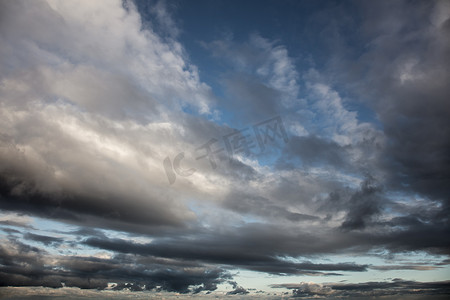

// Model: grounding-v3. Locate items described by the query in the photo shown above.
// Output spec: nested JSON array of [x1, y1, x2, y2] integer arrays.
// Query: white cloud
[[300, 80, 381, 147], [250, 34, 300, 106], [0, 0, 213, 116], [0, 0, 222, 230]]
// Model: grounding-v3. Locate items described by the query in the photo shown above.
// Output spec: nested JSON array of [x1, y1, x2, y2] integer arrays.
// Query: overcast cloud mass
[[0, 0, 449, 299]]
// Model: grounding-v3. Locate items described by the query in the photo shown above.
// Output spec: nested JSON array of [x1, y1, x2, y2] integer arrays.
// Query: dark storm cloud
[[340, 176, 383, 230], [370, 265, 440, 271], [78, 203, 450, 272], [287, 0, 450, 257], [0, 239, 42, 267], [375, 219, 450, 255], [0, 238, 230, 293], [273, 279, 450, 298], [0, 178, 183, 233], [84, 235, 368, 275], [227, 281, 249, 295], [0, 105, 209, 231], [323, 0, 450, 203], [0, 138, 193, 234], [437, 258, 450, 265], [23, 232, 63, 246]]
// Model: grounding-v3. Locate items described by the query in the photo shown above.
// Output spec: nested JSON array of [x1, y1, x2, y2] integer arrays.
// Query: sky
[[0, 0, 449, 299]]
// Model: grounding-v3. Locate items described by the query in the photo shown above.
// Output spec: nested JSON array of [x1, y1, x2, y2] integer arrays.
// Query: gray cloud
[[83, 233, 368, 275], [340, 176, 383, 230], [0, 238, 231, 293], [370, 265, 440, 271], [23, 232, 63, 246], [321, 0, 450, 203], [223, 192, 320, 223], [0, 0, 220, 233], [273, 279, 450, 298], [227, 281, 249, 295], [0, 0, 449, 296], [282, 135, 349, 169]]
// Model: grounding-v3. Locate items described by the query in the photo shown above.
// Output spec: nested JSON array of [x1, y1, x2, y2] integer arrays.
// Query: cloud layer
[[0, 0, 449, 297]]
